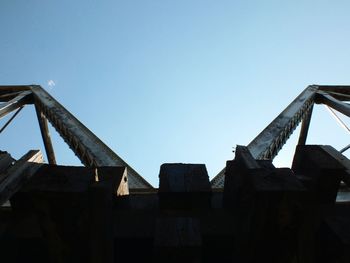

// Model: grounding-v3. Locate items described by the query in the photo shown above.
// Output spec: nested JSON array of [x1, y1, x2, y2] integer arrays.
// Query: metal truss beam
[[0, 107, 24, 133], [316, 91, 350, 117], [212, 85, 350, 188], [211, 86, 318, 188], [297, 104, 314, 145], [0, 91, 32, 119], [29, 85, 152, 189], [247, 85, 318, 160], [0, 86, 31, 102]]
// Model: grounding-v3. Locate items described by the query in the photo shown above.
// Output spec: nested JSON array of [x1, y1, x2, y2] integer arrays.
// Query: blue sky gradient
[[1, 1, 350, 186]]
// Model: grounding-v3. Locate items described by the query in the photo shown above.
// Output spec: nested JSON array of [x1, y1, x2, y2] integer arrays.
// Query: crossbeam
[[0, 91, 32, 119], [316, 91, 350, 117]]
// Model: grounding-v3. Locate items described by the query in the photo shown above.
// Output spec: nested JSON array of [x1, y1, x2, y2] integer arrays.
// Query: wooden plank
[[156, 163, 209, 261], [20, 165, 95, 193], [35, 104, 56, 164], [0, 150, 43, 205], [18, 165, 127, 196], [291, 145, 349, 263], [158, 163, 211, 193]]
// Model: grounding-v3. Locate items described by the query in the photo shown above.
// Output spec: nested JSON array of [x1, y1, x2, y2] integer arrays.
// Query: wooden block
[[158, 163, 211, 209], [20, 165, 95, 193], [224, 146, 306, 263], [11, 165, 126, 263], [154, 217, 201, 262], [159, 163, 211, 193], [89, 181, 114, 263], [0, 151, 14, 174], [292, 145, 345, 204], [0, 150, 43, 205]]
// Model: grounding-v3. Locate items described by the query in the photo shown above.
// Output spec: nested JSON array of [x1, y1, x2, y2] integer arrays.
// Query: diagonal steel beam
[[211, 85, 319, 188], [0, 91, 32, 119], [29, 85, 152, 189], [247, 85, 318, 160]]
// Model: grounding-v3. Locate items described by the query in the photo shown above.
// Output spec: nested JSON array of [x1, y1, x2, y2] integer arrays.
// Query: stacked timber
[[0, 145, 350, 262]]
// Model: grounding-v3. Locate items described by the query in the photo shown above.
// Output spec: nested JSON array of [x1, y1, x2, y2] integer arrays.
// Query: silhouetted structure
[[0, 85, 350, 262]]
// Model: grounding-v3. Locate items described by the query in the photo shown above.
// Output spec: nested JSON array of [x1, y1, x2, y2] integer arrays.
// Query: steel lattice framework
[[211, 85, 350, 187], [0, 85, 152, 189], [2, 85, 350, 189]]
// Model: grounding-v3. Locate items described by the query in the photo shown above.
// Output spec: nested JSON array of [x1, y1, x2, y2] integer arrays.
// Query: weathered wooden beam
[[89, 181, 114, 263], [0, 152, 14, 174], [291, 145, 350, 262], [0, 91, 32, 119], [0, 150, 43, 205], [35, 104, 56, 165], [156, 163, 210, 262], [158, 163, 211, 209], [292, 145, 346, 204], [224, 146, 305, 262], [11, 165, 126, 263]]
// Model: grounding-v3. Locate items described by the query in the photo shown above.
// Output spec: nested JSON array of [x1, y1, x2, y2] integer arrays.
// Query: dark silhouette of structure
[[0, 85, 350, 262]]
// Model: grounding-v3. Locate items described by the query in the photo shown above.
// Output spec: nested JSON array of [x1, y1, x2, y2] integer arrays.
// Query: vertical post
[[298, 104, 314, 145], [35, 104, 56, 164], [89, 181, 114, 263]]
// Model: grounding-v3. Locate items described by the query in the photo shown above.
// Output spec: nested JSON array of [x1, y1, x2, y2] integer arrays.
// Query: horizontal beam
[[0, 91, 32, 119], [30, 85, 152, 189], [317, 92, 350, 117], [0, 86, 32, 101]]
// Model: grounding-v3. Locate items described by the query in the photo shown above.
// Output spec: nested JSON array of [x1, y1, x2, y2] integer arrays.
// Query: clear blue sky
[[1, 0, 350, 186]]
